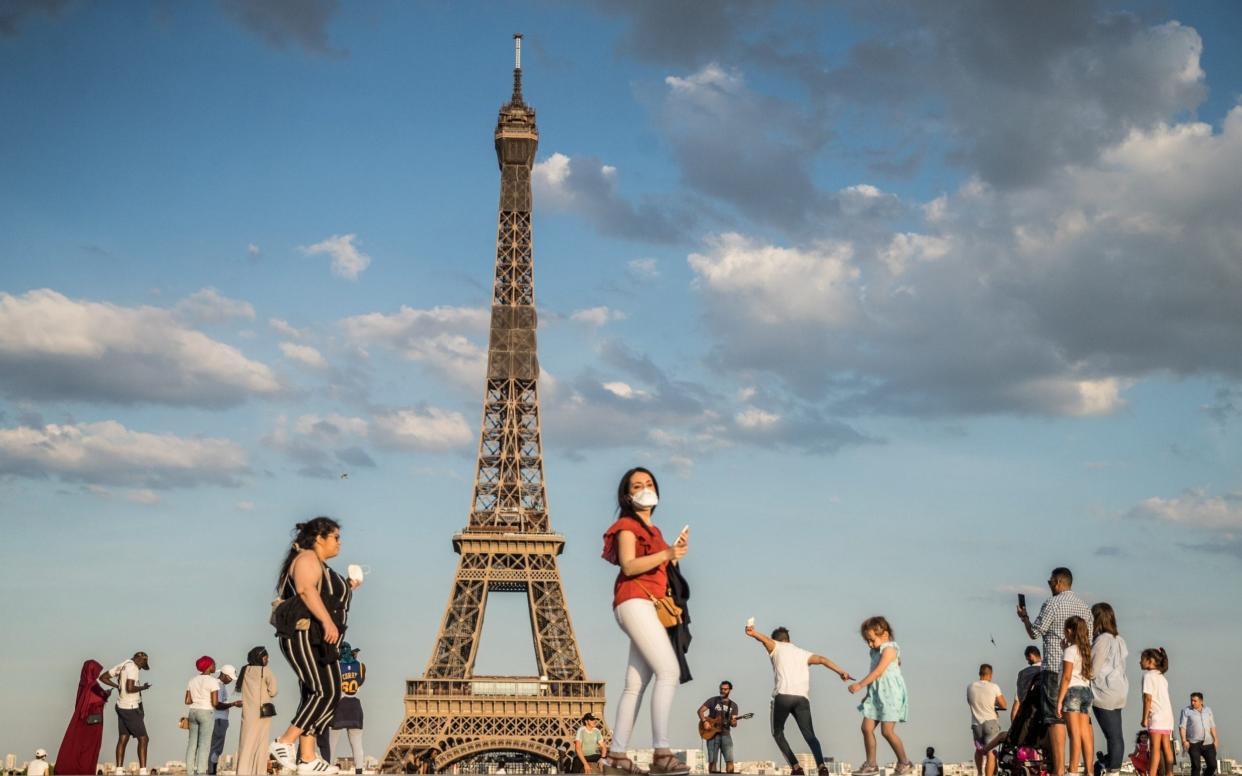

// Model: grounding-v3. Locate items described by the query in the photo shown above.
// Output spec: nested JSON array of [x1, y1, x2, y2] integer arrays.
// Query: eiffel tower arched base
[[381, 677, 606, 773]]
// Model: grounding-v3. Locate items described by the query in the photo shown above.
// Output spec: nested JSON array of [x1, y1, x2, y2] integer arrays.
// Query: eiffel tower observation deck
[[381, 35, 606, 774]]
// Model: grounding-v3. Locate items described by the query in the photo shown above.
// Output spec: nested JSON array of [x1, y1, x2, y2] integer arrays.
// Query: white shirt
[[1063, 645, 1090, 688], [187, 674, 222, 711], [27, 760, 49, 776], [770, 641, 813, 698], [922, 758, 943, 776], [1142, 670, 1175, 730], [107, 660, 142, 710], [967, 680, 1003, 724], [213, 680, 233, 721]]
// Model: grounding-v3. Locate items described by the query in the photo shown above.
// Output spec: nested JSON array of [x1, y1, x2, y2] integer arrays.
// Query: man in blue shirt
[[1179, 693, 1220, 776]]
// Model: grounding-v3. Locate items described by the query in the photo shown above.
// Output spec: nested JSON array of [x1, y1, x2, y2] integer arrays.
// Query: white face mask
[[631, 488, 659, 509]]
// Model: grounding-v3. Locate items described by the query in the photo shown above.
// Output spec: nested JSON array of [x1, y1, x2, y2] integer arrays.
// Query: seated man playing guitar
[[699, 681, 753, 773]]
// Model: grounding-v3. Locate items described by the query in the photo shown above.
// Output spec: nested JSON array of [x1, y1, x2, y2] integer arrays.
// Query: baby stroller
[[994, 677, 1051, 776]]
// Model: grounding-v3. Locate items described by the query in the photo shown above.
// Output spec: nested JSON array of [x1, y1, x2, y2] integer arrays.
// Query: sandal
[[603, 754, 648, 775], [649, 753, 689, 776]]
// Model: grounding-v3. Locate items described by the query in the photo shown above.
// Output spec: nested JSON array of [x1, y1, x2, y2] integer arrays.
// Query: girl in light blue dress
[[848, 616, 911, 775]]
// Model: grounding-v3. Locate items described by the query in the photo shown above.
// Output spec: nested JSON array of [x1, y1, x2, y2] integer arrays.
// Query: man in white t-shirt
[[746, 624, 853, 776], [26, 750, 49, 776], [99, 651, 152, 775], [967, 664, 1008, 776], [922, 747, 943, 776]]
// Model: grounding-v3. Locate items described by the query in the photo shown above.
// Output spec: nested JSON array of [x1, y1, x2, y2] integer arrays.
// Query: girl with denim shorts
[[1057, 616, 1096, 775]]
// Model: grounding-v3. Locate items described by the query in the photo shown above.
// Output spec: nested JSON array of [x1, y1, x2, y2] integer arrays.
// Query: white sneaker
[[297, 759, 340, 775], [270, 740, 298, 770], [138, 770, 148, 775]]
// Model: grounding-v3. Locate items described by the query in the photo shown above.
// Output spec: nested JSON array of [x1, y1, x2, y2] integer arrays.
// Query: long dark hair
[[277, 517, 340, 592], [616, 467, 659, 519], [1092, 602, 1119, 637], [1064, 615, 1093, 681]]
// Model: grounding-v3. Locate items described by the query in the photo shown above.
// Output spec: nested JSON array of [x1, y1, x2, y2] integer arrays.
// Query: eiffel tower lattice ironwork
[[381, 35, 605, 773]]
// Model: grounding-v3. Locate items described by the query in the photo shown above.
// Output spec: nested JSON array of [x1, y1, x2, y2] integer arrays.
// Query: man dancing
[[747, 625, 852, 776]]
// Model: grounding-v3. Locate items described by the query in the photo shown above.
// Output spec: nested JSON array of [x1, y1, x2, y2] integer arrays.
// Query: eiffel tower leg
[[426, 554, 490, 679]]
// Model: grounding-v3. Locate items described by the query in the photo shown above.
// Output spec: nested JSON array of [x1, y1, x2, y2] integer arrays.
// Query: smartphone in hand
[[1018, 593, 1026, 609]]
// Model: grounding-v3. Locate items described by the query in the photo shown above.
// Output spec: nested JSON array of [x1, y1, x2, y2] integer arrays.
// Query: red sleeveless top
[[602, 516, 670, 608]]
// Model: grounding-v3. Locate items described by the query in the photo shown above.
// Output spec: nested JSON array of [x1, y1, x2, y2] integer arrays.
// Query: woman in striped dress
[[268, 517, 358, 776]]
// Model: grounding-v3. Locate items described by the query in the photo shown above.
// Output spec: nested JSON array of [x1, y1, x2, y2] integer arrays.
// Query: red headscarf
[[73, 660, 104, 720], [195, 656, 215, 673]]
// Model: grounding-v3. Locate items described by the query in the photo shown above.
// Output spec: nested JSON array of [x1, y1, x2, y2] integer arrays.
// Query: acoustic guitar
[[698, 712, 754, 740]]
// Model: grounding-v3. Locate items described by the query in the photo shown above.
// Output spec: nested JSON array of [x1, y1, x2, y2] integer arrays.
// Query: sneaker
[[138, 770, 149, 775], [895, 763, 915, 775], [791, 768, 805, 776], [269, 741, 298, 771], [854, 764, 880, 776], [297, 759, 340, 775]]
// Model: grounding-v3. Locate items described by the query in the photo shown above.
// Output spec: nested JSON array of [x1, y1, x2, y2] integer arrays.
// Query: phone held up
[[1018, 593, 1026, 610]]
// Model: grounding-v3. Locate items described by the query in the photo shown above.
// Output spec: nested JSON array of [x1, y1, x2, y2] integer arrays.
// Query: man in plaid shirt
[[1017, 567, 1091, 776]]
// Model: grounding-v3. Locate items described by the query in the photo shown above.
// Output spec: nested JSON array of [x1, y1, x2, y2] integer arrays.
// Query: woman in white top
[[1091, 603, 1129, 774], [185, 656, 223, 774], [1056, 616, 1095, 776], [1140, 647, 1174, 776]]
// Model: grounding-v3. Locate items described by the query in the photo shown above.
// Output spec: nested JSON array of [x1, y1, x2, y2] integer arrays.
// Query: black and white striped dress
[[277, 562, 352, 735]]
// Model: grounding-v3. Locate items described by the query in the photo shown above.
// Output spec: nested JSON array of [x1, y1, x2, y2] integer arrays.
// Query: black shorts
[[330, 696, 364, 730], [117, 706, 148, 737]]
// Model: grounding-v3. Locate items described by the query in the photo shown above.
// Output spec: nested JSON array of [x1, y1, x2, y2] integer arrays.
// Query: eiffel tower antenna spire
[[381, 37, 605, 774], [511, 33, 523, 104]]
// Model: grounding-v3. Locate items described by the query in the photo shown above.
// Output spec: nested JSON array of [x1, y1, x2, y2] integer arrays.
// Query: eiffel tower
[[381, 35, 605, 773]]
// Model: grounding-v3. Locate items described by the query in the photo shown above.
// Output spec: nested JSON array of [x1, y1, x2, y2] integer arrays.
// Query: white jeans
[[610, 598, 680, 751]]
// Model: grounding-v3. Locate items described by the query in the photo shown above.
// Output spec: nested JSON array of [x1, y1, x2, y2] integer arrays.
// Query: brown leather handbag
[[649, 592, 683, 627]]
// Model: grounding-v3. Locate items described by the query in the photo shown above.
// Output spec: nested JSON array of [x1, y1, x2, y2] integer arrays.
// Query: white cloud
[[689, 232, 860, 326], [532, 153, 573, 207], [236, 500, 256, 511], [371, 408, 473, 452], [279, 341, 327, 370], [627, 258, 660, 281], [125, 489, 160, 505], [340, 305, 489, 388], [247, 243, 261, 257], [301, 233, 372, 280], [174, 287, 256, 323], [688, 108, 1242, 417], [1127, 488, 1242, 532], [0, 420, 248, 488], [735, 406, 780, 430], [269, 318, 305, 338], [0, 289, 282, 407], [601, 381, 649, 400], [880, 233, 951, 276], [531, 153, 687, 243], [570, 306, 627, 327]]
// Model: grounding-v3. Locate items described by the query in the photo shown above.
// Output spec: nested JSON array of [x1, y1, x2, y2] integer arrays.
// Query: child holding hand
[[848, 616, 911, 776]]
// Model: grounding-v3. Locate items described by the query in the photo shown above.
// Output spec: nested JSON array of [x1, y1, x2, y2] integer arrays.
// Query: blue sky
[[2, 0, 1241, 767]]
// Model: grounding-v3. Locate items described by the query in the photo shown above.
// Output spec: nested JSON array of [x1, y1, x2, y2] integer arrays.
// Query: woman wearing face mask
[[601, 467, 690, 775]]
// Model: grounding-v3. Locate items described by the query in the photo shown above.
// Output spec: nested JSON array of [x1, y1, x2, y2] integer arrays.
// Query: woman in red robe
[[56, 660, 110, 775]]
